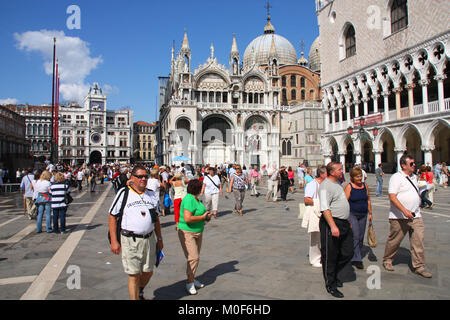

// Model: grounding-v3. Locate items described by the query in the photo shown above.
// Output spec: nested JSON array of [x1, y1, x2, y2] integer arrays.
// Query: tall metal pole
[[51, 37, 56, 163]]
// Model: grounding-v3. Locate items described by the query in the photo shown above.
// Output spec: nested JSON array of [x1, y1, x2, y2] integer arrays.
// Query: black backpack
[[108, 187, 129, 245]]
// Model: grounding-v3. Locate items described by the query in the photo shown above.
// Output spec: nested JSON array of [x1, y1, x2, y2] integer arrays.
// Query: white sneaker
[[194, 279, 205, 289], [312, 262, 322, 268], [186, 282, 197, 295]]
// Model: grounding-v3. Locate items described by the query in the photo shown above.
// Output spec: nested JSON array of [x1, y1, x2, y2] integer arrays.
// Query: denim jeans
[[36, 202, 52, 233], [348, 212, 368, 262], [52, 207, 67, 233], [376, 179, 383, 196]]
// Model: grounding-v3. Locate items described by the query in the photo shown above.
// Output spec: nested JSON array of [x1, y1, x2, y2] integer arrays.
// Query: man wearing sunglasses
[[383, 154, 432, 278], [109, 165, 163, 299]]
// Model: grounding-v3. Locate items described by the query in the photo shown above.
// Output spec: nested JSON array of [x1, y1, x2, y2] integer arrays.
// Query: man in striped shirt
[[50, 172, 70, 234]]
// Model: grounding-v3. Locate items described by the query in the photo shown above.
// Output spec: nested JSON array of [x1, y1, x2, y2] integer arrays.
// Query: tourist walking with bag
[[200, 167, 222, 219], [302, 165, 327, 267], [178, 179, 212, 295], [344, 167, 373, 270], [35, 170, 53, 233], [50, 172, 70, 234], [383, 154, 432, 278], [227, 165, 247, 216], [109, 165, 163, 300]]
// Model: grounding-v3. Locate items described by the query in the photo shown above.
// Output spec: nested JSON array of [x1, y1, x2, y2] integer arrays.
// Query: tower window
[[282, 76, 287, 87], [391, 0, 408, 33], [300, 77, 305, 88], [345, 25, 356, 58]]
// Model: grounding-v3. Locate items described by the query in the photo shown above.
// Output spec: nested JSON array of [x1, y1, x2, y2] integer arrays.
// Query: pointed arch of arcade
[[397, 123, 424, 165], [423, 119, 450, 163], [325, 136, 339, 163], [396, 123, 423, 150], [341, 134, 355, 172]]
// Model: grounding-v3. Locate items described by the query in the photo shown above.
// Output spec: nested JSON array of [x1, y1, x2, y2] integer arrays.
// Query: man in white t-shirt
[[200, 167, 222, 218], [109, 165, 163, 300], [297, 163, 305, 189], [383, 154, 432, 278], [76, 169, 84, 191]]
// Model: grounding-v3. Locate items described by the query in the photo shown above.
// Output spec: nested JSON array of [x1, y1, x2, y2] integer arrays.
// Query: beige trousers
[[383, 218, 426, 270], [266, 179, 278, 201], [178, 229, 203, 281]]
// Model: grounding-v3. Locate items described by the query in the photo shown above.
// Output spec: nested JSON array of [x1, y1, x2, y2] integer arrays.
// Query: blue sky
[[0, 0, 319, 123]]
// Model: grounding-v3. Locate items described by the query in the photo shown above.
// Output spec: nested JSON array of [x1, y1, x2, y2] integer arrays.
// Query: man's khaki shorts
[[121, 232, 156, 275]]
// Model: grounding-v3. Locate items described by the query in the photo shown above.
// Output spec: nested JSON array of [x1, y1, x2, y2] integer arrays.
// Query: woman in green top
[[178, 179, 212, 295]]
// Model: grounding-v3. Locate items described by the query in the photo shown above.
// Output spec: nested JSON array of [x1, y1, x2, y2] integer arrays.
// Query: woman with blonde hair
[[344, 167, 372, 270], [50, 172, 70, 234], [170, 171, 189, 230], [35, 170, 52, 233]]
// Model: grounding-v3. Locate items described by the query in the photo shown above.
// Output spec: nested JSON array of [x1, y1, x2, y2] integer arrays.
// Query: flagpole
[[51, 37, 56, 163], [55, 60, 59, 162]]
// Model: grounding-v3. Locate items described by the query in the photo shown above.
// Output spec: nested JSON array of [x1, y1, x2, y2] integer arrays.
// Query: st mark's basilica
[[155, 12, 322, 167]]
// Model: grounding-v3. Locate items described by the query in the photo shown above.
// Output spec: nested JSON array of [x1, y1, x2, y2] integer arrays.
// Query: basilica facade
[[155, 16, 322, 167]]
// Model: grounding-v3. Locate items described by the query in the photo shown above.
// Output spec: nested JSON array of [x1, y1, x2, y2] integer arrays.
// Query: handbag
[[367, 220, 377, 248], [164, 193, 173, 207], [64, 183, 73, 205], [298, 203, 306, 220], [418, 180, 427, 188]]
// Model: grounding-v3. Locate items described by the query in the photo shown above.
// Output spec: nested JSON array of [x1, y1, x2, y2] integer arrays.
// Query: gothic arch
[[423, 119, 450, 147], [396, 123, 423, 149]]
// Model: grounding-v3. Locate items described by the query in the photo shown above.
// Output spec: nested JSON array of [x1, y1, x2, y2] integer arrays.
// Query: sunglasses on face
[[133, 174, 149, 179], [409, 162, 416, 167]]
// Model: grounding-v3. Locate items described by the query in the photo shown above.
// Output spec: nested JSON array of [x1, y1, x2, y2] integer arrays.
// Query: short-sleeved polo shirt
[[178, 193, 207, 233]]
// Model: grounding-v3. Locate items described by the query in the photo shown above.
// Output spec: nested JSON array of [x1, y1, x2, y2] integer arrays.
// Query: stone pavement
[[1, 175, 450, 300]]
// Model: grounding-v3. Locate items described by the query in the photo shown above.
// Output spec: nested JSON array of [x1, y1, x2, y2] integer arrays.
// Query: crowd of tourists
[[14, 157, 448, 299]]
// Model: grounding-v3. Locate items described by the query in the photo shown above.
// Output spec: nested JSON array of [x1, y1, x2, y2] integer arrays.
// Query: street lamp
[[347, 116, 378, 141]]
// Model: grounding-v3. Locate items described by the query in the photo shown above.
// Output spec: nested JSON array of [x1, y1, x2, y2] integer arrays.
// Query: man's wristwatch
[[157, 237, 163, 241]]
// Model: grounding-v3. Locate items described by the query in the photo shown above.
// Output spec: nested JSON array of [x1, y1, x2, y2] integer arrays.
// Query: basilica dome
[[243, 18, 297, 69], [308, 36, 320, 73]]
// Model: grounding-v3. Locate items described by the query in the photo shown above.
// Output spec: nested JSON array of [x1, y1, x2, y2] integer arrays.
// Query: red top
[[420, 172, 433, 184]]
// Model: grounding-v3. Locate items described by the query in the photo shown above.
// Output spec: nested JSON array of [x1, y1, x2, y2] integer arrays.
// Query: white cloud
[[0, 98, 19, 105], [14, 29, 104, 103]]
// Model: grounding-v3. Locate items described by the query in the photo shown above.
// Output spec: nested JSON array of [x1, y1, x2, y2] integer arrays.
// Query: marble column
[[331, 108, 336, 132], [355, 153, 362, 166], [354, 100, 360, 118], [373, 94, 379, 113], [419, 79, 429, 114], [395, 148, 406, 172], [373, 149, 382, 168], [405, 83, 415, 118], [338, 106, 344, 130], [346, 103, 351, 128], [363, 98, 369, 116], [435, 74, 447, 112], [382, 91, 390, 121], [339, 152, 346, 169], [324, 111, 329, 133], [422, 146, 434, 167]]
